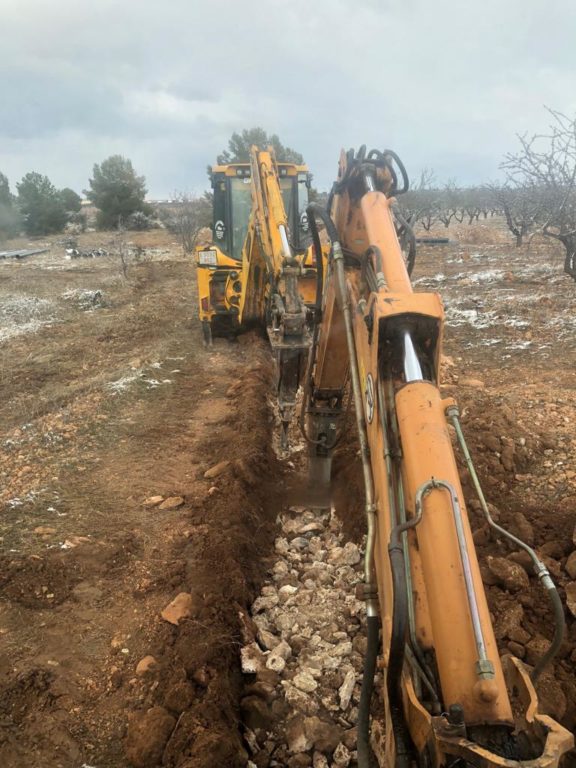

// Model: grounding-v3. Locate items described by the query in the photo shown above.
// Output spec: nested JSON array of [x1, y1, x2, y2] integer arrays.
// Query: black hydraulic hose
[[368, 149, 410, 195], [357, 615, 380, 768], [307, 202, 339, 243], [365, 245, 386, 289], [387, 532, 413, 768], [298, 204, 336, 449], [392, 206, 417, 276], [532, 582, 565, 683], [326, 184, 336, 217]]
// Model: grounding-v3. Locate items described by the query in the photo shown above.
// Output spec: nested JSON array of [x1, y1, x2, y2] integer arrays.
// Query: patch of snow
[[108, 368, 173, 394], [107, 372, 142, 393], [503, 317, 530, 329], [0, 295, 56, 343], [506, 340, 533, 350], [453, 269, 505, 283], [62, 288, 105, 310], [445, 306, 496, 329], [413, 273, 446, 286]]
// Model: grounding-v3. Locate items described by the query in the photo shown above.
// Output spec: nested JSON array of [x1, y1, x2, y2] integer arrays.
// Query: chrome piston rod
[[402, 480, 494, 680], [403, 331, 423, 382], [278, 224, 292, 259]]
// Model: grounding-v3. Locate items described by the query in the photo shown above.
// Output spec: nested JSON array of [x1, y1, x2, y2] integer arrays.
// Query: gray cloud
[[1, 0, 575, 197]]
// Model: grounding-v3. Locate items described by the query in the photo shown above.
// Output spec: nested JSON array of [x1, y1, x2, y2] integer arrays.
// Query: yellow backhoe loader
[[197, 145, 574, 768], [196, 147, 324, 442]]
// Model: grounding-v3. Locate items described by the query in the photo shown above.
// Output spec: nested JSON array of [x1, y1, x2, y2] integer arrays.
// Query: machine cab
[[210, 161, 312, 260]]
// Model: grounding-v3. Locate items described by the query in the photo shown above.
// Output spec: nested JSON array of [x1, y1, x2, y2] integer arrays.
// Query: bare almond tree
[[485, 183, 540, 247], [168, 193, 212, 254], [398, 168, 438, 229], [502, 109, 576, 278], [437, 181, 461, 228]]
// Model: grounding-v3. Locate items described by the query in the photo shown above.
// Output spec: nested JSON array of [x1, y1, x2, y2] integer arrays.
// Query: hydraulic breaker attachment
[[267, 251, 311, 444]]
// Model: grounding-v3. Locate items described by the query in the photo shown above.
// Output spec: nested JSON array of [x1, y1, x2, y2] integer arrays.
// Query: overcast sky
[[1, 0, 575, 199]]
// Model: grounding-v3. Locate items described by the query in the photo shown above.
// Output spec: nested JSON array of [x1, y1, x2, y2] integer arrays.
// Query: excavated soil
[[0, 219, 575, 767]]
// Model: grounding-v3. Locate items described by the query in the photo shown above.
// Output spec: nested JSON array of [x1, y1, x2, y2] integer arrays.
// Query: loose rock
[[135, 655, 158, 676], [565, 582, 576, 618], [510, 512, 534, 547], [486, 556, 529, 592], [33, 526, 56, 535], [338, 669, 356, 710], [565, 551, 576, 580], [293, 671, 318, 693], [286, 715, 314, 754], [241, 642, 268, 673], [158, 495, 185, 510], [203, 460, 231, 479], [160, 592, 196, 625], [304, 716, 341, 752], [142, 495, 164, 507], [266, 639, 292, 672], [332, 742, 351, 766]]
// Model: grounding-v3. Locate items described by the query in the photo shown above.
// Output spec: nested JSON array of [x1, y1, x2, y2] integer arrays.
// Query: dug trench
[[230, 347, 576, 766]]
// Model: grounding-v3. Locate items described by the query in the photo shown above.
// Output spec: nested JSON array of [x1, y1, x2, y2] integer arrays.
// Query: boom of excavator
[[196, 145, 574, 768]]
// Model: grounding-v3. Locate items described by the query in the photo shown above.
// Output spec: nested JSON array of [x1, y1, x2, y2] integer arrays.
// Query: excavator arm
[[241, 147, 311, 437], [302, 147, 573, 768]]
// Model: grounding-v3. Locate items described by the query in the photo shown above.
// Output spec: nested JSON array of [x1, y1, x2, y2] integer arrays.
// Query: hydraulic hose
[[387, 526, 415, 768], [306, 202, 339, 243], [391, 205, 417, 276], [367, 149, 410, 195], [357, 615, 380, 768], [533, 586, 565, 682], [318, 216, 383, 766], [365, 245, 386, 289]]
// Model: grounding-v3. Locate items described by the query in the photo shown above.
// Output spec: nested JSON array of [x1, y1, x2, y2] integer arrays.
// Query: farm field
[[0, 221, 575, 768]]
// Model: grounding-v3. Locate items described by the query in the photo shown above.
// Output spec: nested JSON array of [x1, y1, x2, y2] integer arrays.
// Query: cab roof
[[211, 162, 308, 176]]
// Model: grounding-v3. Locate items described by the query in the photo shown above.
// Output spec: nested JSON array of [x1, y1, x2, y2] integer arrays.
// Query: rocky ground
[[240, 507, 365, 768], [0, 220, 575, 767]]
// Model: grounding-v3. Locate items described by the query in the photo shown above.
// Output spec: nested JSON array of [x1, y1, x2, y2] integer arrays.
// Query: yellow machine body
[[196, 153, 323, 341]]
